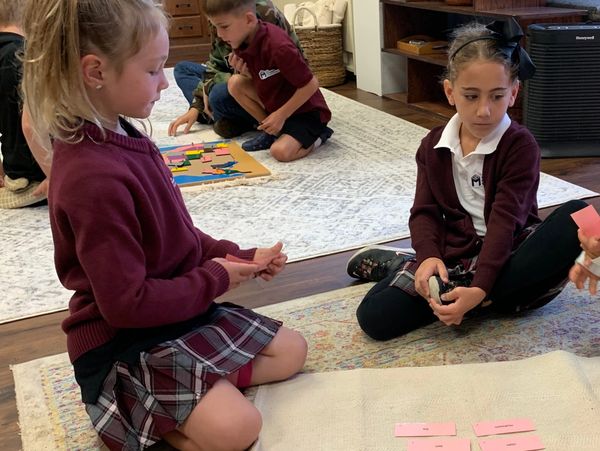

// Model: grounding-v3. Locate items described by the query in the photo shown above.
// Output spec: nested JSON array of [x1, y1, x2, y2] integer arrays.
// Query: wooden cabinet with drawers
[[163, 0, 212, 67]]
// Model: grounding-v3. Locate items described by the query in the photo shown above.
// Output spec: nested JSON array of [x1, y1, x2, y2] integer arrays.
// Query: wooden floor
[[2, 81, 600, 450]]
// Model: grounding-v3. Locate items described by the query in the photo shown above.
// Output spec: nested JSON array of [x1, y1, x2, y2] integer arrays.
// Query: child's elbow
[[21, 113, 33, 138], [309, 75, 320, 91]]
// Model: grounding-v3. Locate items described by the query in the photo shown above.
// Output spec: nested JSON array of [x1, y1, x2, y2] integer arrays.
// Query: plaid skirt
[[85, 304, 282, 450]]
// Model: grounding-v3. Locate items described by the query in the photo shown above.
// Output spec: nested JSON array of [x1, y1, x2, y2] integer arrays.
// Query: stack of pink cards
[[394, 418, 544, 451], [474, 419, 543, 451]]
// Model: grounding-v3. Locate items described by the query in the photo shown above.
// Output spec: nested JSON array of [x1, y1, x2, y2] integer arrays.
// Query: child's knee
[[205, 403, 262, 450], [227, 74, 246, 97], [286, 329, 308, 372], [356, 297, 385, 340], [269, 143, 287, 161], [271, 327, 308, 376], [270, 141, 296, 162], [561, 199, 588, 217], [218, 404, 262, 450], [356, 295, 402, 341]]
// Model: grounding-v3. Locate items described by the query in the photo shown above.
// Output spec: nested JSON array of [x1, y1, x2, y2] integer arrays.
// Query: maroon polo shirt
[[235, 21, 331, 123]]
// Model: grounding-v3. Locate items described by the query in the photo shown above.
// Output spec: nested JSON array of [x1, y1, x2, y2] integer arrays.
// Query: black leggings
[[356, 200, 587, 341]]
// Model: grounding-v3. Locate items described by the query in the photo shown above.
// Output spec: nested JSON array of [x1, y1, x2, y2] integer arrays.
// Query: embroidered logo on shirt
[[259, 69, 281, 80], [471, 174, 482, 187]]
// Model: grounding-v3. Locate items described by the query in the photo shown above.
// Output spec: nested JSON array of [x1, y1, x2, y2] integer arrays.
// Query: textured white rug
[[0, 68, 597, 323], [251, 350, 600, 451]]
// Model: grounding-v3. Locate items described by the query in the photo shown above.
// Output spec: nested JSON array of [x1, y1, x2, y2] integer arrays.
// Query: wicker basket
[[293, 7, 346, 87]]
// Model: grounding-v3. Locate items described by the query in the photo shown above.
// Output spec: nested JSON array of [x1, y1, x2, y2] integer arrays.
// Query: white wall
[[274, 0, 404, 95], [273, 0, 289, 9], [273, 0, 355, 72], [352, 0, 405, 96]]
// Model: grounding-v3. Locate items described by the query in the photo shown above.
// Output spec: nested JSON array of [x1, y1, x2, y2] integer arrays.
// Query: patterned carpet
[[0, 68, 597, 324], [11, 282, 600, 450]]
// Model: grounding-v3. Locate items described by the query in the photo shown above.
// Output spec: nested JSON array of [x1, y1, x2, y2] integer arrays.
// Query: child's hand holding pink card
[[571, 205, 600, 237], [225, 254, 268, 271], [252, 242, 287, 280]]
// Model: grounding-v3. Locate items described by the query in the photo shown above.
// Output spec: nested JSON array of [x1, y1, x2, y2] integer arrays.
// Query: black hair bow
[[485, 18, 536, 81], [450, 18, 536, 81]]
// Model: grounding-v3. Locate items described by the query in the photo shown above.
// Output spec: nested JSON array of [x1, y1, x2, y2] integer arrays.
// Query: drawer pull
[[176, 3, 192, 7], [178, 25, 194, 31]]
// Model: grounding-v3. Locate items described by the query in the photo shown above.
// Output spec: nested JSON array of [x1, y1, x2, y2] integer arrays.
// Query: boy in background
[[168, 0, 302, 141], [203, 0, 333, 161], [0, 0, 50, 208]]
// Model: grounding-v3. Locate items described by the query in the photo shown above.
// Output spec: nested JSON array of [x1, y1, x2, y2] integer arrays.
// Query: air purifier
[[524, 23, 600, 157]]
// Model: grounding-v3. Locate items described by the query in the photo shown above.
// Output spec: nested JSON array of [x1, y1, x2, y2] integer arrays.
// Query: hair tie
[[450, 18, 536, 81]]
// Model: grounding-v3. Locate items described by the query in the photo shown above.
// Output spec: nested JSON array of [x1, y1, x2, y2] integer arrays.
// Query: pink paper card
[[408, 438, 470, 451], [478, 435, 544, 451], [215, 148, 230, 156], [395, 422, 456, 437], [201, 155, 212, 163], [570, 205, 600, 236], [173, 144, 203, 153], [473, 419, 535, 437], [225, 254, 268, 271]]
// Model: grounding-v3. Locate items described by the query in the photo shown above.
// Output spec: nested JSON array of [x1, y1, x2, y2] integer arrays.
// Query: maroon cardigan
[[51, 121, 255, 362], [409, 121, 542, 294]]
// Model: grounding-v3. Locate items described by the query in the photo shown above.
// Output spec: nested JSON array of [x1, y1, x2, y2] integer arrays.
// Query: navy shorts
[[280, 110, 328, 149]]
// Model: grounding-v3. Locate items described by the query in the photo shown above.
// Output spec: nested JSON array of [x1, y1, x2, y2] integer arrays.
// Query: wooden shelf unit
[[163, 0, 211, 67], [381, 0, 588, 121]]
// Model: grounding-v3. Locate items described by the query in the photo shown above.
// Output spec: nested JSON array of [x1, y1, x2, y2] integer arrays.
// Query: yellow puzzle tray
[[159, 139, 271, 187]]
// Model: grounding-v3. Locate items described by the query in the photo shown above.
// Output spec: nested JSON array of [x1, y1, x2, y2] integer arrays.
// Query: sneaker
[[346, 245, 415, 281], [213, 118, 250, 139], [0, 180, 45, 209], [242, 132, 276, 152], [320, 126, 334, 144], [428, 275, 472, 305]]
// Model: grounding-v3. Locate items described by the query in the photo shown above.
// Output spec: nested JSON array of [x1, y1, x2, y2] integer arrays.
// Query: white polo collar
[[434, 113, 511, 156]]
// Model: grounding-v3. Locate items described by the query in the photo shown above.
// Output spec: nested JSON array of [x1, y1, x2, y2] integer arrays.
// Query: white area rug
[[251, 350, 600, 451], [0, 68, 597, 323]]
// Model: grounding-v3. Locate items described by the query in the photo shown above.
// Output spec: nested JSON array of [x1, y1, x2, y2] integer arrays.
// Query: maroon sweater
[[409, 121, 542, 294], [51, 121, 255, 363]]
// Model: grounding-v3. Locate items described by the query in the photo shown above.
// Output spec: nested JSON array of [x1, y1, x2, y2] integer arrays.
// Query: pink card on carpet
[[201, 155, 212, 162], [407, 438, 470, 451], [215, 148, 230, 156], [478, 435, 544, 451], [395, 422, 456, 437], [473, 418, 535, 437], [570, 205, 600, 236]]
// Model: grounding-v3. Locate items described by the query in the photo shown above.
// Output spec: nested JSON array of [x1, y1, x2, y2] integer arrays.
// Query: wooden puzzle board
[[159, 140, 271, 187]]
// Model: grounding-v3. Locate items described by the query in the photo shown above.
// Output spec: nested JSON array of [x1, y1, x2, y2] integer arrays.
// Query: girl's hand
[[254, 241, 287, 281], [428, 286, 486, 326], [414, 257, 448, 299], [569, 263, 599, 295], [212, 258, 259, 290], [578, 229, 600, 260]]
